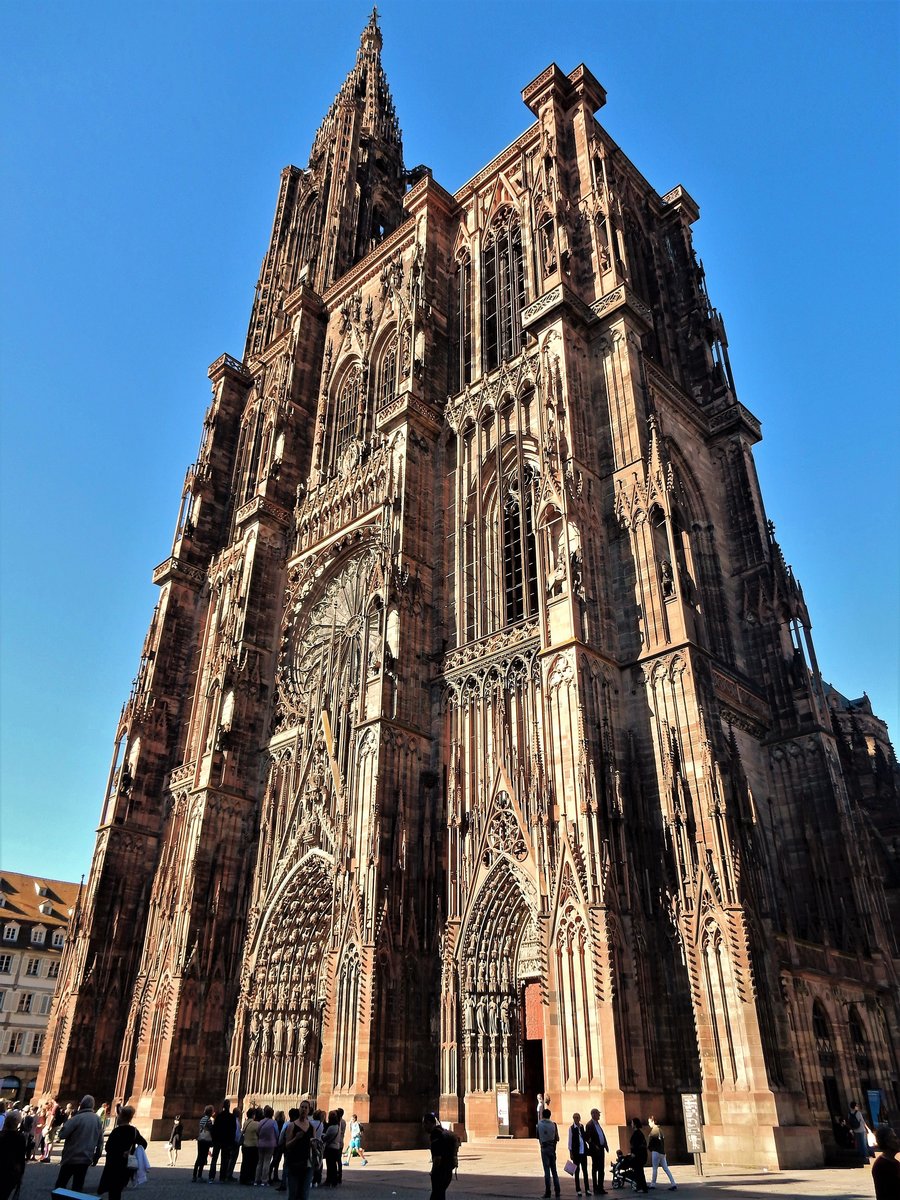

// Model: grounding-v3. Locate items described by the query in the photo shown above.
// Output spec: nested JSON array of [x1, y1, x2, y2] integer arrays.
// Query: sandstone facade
[[39, 15, 900, 1167]]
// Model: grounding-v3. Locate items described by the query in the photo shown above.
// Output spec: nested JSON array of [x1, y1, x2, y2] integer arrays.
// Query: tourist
[[423, 1113, 457, 1200], [646, 1117, 676, 1191], [168, 1115, 184, 1166], [283, 1103, 314, 1200], [343, 1114, 368, 1167], [335, 1109, 346, 1184], [0, 1111, 27, 1200], [256, 1105, 279, 1186], [322, 1111, 342, 1187], [54, 1094, 104, 1192], [584, 1109, 609, 1196], [270, 1110, 288, 1188], [848, 1101, 873, 1163], [310, 1109, 325, 1187], [240, 1107, 261, 1185], [628, 1119, 649, 1194], [97, 1105, 147, 1200], [194, 1104, 215, 1182], [537, 1105, 561, 1199], [872, 1124, 900, 1200], [211, 1099, 238, 1182], [568, 1113, 590, 1196]]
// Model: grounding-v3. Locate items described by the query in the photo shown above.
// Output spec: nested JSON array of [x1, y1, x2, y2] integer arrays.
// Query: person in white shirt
[[584, 1109, 609, 1194], [568, 1114, 590, 1196]]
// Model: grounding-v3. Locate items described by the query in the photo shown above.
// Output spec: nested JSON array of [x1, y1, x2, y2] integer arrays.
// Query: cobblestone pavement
[[20, 1139, 875, 1200]]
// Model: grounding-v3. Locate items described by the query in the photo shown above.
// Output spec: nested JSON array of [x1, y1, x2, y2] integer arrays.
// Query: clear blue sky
[[1, 1, 898, 883]]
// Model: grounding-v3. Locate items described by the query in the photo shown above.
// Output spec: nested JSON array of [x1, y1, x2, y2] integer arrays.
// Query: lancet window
[[326, 365, 363, 472], [450, 253, 472, 394], [378, 337, 398, 410], [482, 212, 525, 372], [501, 465, 539, 625], [333, 945, 361, 1091], [461, 452, 539, 641]]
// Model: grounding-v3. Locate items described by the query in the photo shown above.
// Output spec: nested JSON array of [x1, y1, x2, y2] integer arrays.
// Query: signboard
[[495, 1082, 511, 1137], [867, 1089, 882, 1128], [680, 1092, 704, 1154]]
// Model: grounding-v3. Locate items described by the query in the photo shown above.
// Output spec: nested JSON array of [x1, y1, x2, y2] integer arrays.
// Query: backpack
[[442, 1129, 460, 1171]]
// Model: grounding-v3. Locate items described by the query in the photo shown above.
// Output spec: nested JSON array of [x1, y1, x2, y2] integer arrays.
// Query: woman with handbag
[[97, 1106, 147, 1200], [194, 1105, 215, 1182]]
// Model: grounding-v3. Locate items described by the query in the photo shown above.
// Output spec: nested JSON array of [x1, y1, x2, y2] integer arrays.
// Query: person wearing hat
[[55, 1095, 104, 1192]]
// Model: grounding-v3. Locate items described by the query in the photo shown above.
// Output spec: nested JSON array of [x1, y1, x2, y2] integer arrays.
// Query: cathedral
[[39, 13, 900, 1168]]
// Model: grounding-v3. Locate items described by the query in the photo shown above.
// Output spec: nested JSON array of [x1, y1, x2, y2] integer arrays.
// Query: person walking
[[568, 1113, 590, 1196], [584, 1109, 609, 1195], [54, 1094, 104, 1192], [628, 1119, 649, 1194], [342, 1115, 368, 1168], [646, 1118, 676, 1190], [256, 1106, 279, 1186], [537, 1106, 561, 1199], [168, 1115, 184, 1167], [194, 1105, 215, 1182], [848, 1101, 873, 1164], [97, 1105, 147, 1200], [423, 1113, 457, 1200]]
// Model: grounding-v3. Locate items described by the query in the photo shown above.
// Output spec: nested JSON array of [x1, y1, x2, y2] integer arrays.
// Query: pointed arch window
[[378, 337, 398, 411], [451, 252, 472, 394], [327, 365, 363, 470], [501, 464, 539, 625], [482, 213, 525, 372]]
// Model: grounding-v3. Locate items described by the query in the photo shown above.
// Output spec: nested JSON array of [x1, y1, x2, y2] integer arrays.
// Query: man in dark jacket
[[211, 1100, 239, 1182], [423, 1113, 457, 1200], [628, 1119, 649, 1194], [54, 1095, 104, 1192], [584, 1109, 609, 1195]]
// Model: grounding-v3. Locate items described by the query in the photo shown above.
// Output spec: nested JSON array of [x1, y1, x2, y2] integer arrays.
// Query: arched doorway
[[457, 852, 542, 1136]]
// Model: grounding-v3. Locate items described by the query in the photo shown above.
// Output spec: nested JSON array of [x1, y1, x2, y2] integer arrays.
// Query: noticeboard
[[496, 1082, 511, 1136], [680, 1092, 704, 1154]]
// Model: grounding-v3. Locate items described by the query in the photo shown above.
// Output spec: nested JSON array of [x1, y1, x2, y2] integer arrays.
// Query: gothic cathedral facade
[[40, 15, 900, 1168]]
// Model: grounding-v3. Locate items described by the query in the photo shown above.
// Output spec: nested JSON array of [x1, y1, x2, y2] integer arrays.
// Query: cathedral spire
[[309, 9, 402, 169], [246, 12, 406, 353]]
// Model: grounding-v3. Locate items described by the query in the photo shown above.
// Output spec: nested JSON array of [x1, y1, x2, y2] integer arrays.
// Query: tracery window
[[482, 212, 525, 372], [378, 337, 398, 410], [327, 366, 363, 471], [450, 253, 472, 394], [333, 945, 361, 1091], [501, 466, 539, 625]]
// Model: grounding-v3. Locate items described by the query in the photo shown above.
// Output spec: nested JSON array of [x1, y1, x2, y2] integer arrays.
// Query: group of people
[[0, 1094, 147, 1200], [192, 1099, 368, 1198], [535, 1099, 675, 1196]]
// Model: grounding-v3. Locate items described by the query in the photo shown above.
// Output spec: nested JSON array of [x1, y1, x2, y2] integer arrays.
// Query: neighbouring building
[[39, 13, 900, 1167], [0, 872, 80, 1104]]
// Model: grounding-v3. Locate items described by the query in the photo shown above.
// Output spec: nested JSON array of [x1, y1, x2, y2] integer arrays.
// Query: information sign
[[680, 1092, 704, 1154], [496, 1082, 511, 1137]]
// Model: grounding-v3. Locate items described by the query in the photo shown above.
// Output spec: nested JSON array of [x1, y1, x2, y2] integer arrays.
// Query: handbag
[[563, 1160, 577, 1176]]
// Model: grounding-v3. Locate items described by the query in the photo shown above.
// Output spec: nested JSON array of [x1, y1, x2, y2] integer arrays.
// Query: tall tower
[[41, 22, 899, 1166]]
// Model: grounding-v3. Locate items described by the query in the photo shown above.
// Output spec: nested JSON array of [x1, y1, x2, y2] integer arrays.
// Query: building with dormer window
[[0, 873, 80, 1103]]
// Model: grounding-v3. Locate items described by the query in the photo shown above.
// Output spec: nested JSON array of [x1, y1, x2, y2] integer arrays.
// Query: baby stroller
[[610, 1152, 641, 1190]]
